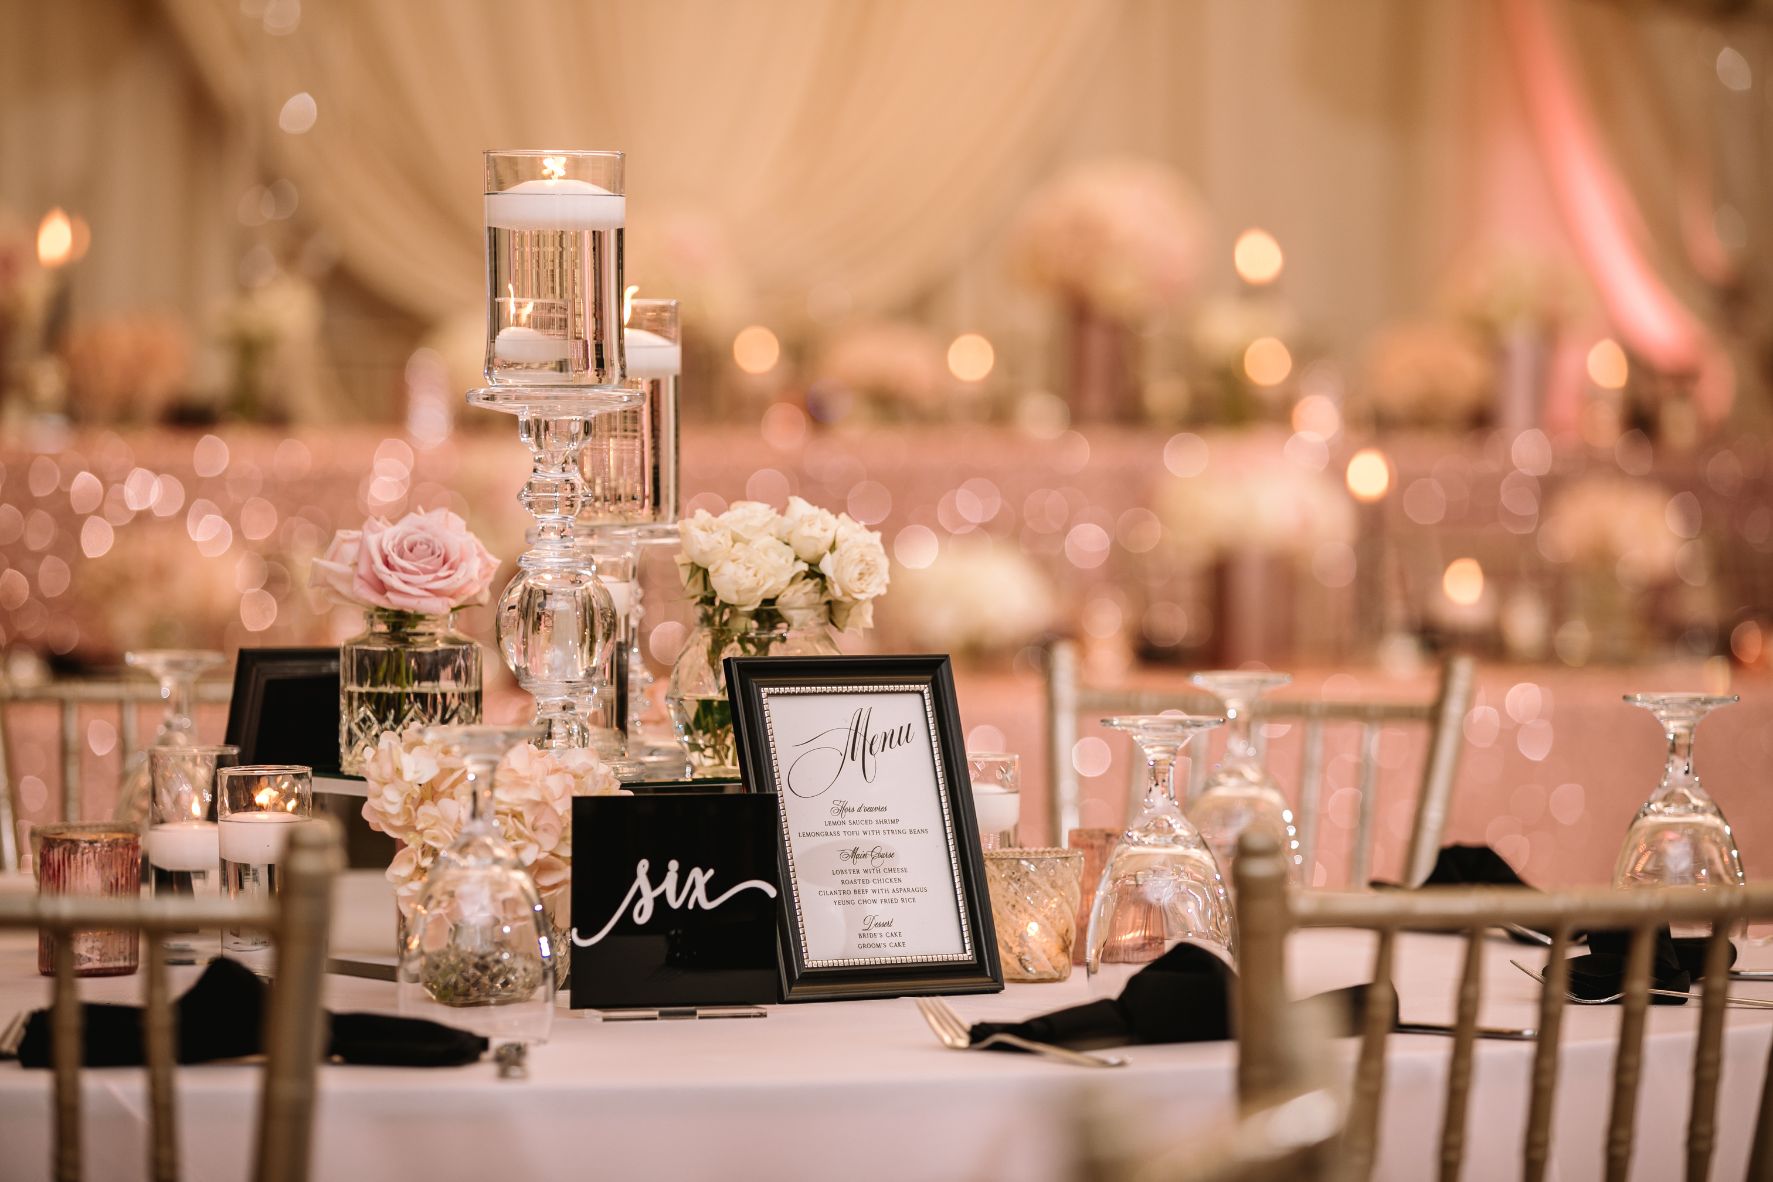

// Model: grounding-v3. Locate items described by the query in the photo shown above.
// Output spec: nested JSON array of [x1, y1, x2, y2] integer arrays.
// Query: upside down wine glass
[[1614, 693, 1744, 902], [1085, 714, 1233, 983], [113, 649, 227, 827], [1188, 671, 1299, 884], [398, 725, 556, 1044]]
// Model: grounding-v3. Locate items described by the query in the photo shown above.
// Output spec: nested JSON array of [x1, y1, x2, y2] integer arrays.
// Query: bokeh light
[[1586, 338, 1628, 389], [1442, 557, 1485, 606], [946, 333, 995, 382], [1242, 337, 1292, 386], [732, 325, 781, 374], [1345, 448, 1392, 502], [1233, 228, 1284, 285]]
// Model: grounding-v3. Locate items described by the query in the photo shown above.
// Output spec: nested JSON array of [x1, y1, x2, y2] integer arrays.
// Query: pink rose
[[312, 509, 499, 614]]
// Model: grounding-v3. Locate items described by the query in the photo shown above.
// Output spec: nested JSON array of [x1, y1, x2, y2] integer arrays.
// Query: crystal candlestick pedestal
[[468, 388, 630, 747], [114, 649, 227, 827]]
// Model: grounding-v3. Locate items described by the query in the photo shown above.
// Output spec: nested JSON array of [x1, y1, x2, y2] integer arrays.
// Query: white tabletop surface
[[3, 873, 1772, 1182]]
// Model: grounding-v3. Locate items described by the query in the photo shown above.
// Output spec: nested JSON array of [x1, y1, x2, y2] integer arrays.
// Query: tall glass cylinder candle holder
[[580, 298, 681, 533], [217, 765, 311, 974], [484, 150, 626, 387], [578, 533, 638, 759], [147, 745, 238, 966], [968, 752, 1021, 850], [37, 823, 143, 977]]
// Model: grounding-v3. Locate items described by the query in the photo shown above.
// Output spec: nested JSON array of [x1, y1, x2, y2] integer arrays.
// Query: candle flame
[[37, 208, 73, 269], [191, 795, 205, 820], [623, 284, 639, 326], [542, 155, 566, 181], [254, 786, 278, 808], [516, 300, 533, 326]]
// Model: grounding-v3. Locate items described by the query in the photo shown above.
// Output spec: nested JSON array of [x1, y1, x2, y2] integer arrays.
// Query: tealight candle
[[624, 326, 682, 379], [146, 820, 218, 873], [493, 325, 572, 364], [971, 782, 1021, 837], [218, 810, 304, 865], [484, 178, 626, 231]]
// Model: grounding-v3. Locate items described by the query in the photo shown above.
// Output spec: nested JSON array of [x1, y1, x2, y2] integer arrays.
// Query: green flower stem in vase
[[666, 605, 838, 779], [339, 608, 482, 774]]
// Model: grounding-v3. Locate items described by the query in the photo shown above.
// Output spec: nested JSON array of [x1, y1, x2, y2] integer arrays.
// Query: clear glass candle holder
[[484, 150, 626, 386], [580, 298, 681, 533], [36, 823, 142, 978], [967, 752, 1021, 850], [217, 765, 312, 973], [985, 847, 1084, 982], [147, 745, 238, 966]]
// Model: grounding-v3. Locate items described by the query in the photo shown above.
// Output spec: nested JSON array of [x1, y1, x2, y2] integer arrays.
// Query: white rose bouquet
[[677, 497, 889, 633], [360, 725, 625, 922]]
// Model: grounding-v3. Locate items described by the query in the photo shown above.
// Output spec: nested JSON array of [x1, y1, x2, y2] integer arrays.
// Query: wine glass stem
[[160, 674, 193, 740], [1665, 723, 1697, 785], [1224, 703, 1257, 764], [1147, 753, 1178, 808], [465, 757, 497, 829]]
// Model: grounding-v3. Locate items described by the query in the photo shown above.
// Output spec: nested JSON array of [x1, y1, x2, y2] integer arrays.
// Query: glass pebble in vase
[[1085, 714, 1232, 987], [113, 649, 226, 827], [398, 725, 555, 1045], [339, 609, 482, 775], [1187, 671, 1299, 885], [667, 607, 840, 778], [1614, 694, 1745, 907]]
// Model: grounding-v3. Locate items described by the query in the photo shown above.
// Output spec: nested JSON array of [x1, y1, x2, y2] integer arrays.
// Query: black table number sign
[[569, 794, 783, 1009]]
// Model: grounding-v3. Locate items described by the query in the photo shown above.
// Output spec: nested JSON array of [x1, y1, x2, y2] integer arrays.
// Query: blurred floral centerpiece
[[359, 725, 623, 996], [311, 508, 498, 774], [886, 538, 1057, 662], [1355, 319, 1495, 431], [1009, 157, 1208, 420], [812, 320, 958, 424], [668, 497, 889, 776], [1541, 474, 1685, 661]]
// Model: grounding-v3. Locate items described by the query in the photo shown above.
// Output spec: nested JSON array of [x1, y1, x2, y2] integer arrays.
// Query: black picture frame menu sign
[[727, 654, 1002, 1002]]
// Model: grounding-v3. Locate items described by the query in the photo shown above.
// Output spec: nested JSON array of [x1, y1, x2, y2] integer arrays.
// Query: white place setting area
[[5, 3, 1773, 1181]]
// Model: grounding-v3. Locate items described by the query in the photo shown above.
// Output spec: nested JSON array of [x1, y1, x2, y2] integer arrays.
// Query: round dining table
[[3, 876, 1772, 1182]]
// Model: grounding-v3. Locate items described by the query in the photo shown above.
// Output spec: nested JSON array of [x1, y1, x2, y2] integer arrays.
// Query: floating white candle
[[970, 781, 1020, 835], [624, 327, 682, 379], [602, 578, 636, 615], [493, 325, 572, 364], [219, 812, 303, 864], [485, 179, 625, 231], [147, 821, 218, 872]]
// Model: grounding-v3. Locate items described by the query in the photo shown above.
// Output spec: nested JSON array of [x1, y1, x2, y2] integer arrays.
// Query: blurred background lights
[[946, 333, 995, 382], [1290, 393, 1341, 438], [1443, 557, 1485, 606], [1233, 227, 1284, 285], [278, 91, 318, 134], [1345, 448, 1392, 502], [36, 209, 73, 267], [1586, 338, 1628, 389], [732, 325, 780, 374], [1242, 337, 1292, 386]]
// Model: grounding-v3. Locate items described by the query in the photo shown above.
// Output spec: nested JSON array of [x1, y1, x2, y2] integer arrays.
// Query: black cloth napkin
[[965, 943, 1394, 1051], [17, 957, 488, 1069]]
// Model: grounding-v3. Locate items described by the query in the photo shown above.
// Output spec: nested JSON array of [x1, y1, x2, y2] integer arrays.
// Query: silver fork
[[913, 997, 1127, 1068], [1509, 959, 1773, 1009]]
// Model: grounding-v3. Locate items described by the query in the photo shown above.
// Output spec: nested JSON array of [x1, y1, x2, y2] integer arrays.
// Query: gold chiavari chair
[[1071, 994, 1349, 1182], [1232, 831, 1773, 1182], [0, 677, 235, 871], [1043, 640, 1475, 887], [0, 819, 341, 1182]]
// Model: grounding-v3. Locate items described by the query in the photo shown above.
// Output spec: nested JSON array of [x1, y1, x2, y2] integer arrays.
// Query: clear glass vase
[[666, 607, 839, 778], [340, 609, 483, 775]]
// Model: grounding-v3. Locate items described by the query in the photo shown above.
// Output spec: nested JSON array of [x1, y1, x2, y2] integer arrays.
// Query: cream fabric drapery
[[157, 0, 1119, 326]]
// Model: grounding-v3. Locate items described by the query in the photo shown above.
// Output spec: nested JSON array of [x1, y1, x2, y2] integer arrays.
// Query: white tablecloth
[[3, 887, 1771, 1182]]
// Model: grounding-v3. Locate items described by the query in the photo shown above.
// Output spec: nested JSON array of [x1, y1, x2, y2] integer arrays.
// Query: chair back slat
[[1295, 719, 1325, 875], [0, 706, 18, 873], [1402, 655, 1475, 886], [1349, 723, 1382, 888], [60, 701, 81, 823], [1345, 928, 1396, 1182], [1524, 924, 1573, 1182], [1605, 925, 1657, 1182], [1688, 924, 1735, 1182], [119, 702, 141, 768], [53, 935, 81, 1182], [1750, 1025, 1773, 1180], [144, 940, 178, 1182], [1438, 928, 1486, 1182]]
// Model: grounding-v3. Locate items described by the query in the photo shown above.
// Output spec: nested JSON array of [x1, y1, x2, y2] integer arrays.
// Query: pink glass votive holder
[[36, 822, 142, 977]]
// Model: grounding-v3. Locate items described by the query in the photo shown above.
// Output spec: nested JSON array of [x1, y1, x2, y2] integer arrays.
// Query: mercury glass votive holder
[[36, 823, 143, 977], [984, 847, 1084, 983]]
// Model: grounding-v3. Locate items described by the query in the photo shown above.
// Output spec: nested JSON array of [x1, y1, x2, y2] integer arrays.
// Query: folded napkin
[[966, 943, 1393, 1051], [17, 957, 488, 1069]]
